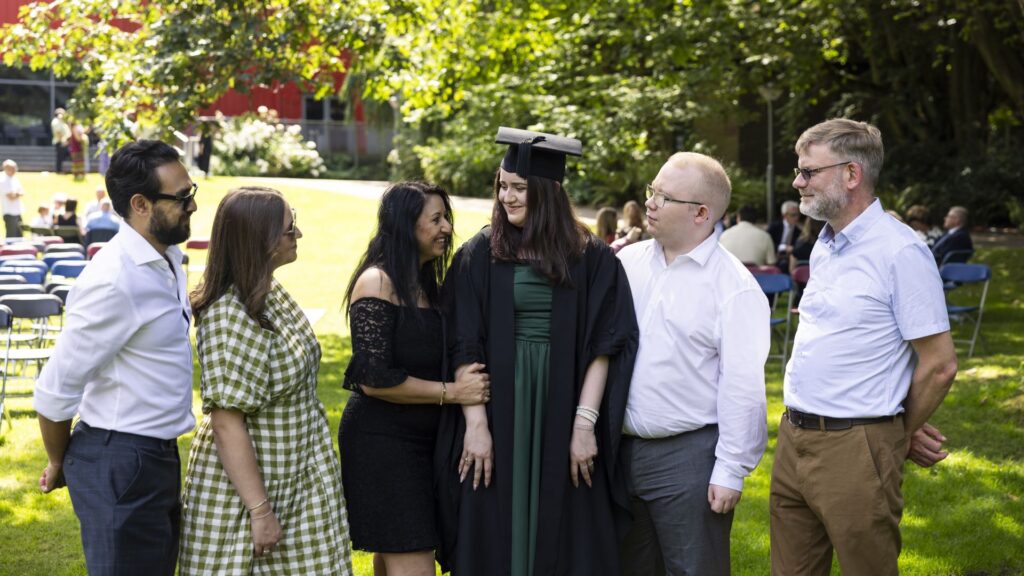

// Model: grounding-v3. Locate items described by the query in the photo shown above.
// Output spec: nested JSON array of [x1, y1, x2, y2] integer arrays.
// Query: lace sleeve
[[343, 298, 409, 391]]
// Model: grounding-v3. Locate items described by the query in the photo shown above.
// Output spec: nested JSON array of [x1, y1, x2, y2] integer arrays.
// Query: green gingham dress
[[180, 281, 353, 575]]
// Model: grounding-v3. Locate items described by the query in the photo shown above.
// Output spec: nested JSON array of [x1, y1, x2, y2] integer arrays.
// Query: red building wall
[[1, 1, 356, 122]]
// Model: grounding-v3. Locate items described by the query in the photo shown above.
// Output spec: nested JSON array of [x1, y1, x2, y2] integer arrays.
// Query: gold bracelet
[[439, 381, 447, 405], [251, 506, 274, 520], [246, 498, 269, 512]]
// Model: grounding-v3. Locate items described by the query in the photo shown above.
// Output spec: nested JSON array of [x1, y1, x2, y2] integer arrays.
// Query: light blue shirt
[[84, 210, 121, 232], [784, 199, 950, 418]]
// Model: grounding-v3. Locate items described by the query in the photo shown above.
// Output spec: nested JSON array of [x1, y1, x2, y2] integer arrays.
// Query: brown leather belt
[[785, 408, 897, 431]]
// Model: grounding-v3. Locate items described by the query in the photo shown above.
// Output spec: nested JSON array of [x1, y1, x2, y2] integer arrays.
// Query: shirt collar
[[653, 229, 718, 268], [119, 222, 184, 266], [819, 198, 884, 252]]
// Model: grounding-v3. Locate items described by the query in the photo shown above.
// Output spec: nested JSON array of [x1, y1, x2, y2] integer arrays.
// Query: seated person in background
[[84, 186, 107, 218], [611, 199, 650, 252], [31, 204, 52, 229], [596, 207, 618, 244], [55, 197, 82, 244], [905, 204, 944, 247], [768, 200, 801, 272], [789, 216, 825, 272], [719, 204, 777, 266], [931, 205, 973, 264], [84, 198, 121, 233], [51, 192, 67, 220]]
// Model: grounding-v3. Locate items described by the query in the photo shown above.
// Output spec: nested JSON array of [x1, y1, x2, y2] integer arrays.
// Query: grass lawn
[[1, 172, 1022, 575]]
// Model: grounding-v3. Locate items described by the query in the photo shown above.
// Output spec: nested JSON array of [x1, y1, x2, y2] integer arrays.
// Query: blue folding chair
[[0, 275, 27, 284], [43, 252, 84, 268], [0, 254, 37, 265], [0, 266, 45, 284], [755, 273, 793, 370], [940, 249, 974, 266], [51, 261, 89, 279], [0, 304, 12, 430], [939, 263, 991, 358]]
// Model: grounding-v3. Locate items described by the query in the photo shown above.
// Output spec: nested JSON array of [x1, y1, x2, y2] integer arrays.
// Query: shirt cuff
[[33, 385, 81, 423], [709, 461, 746, 492]]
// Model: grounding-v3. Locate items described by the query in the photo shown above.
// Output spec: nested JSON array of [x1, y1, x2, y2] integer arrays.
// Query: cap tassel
[[515, 136, 546, 179]]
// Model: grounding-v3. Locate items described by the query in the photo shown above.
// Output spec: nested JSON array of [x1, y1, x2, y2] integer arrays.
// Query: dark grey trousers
[[3, 214, 21, 238], [620, 425, 733, 576], [63, 421, 181, 576]]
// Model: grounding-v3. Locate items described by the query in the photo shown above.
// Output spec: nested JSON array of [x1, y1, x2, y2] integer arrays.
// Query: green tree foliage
[[1, 0, 353, 146], [3, 0, 1022, 222]]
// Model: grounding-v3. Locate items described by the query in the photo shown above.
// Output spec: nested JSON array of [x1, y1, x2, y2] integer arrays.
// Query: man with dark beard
[[35, 140, 197, 576]]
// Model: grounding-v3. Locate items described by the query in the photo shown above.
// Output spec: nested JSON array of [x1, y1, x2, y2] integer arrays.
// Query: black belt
[[785, 408, 896, 431]]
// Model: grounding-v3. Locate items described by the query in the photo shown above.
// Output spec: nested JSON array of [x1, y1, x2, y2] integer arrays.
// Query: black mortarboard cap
[[496, 127, 583, 183]]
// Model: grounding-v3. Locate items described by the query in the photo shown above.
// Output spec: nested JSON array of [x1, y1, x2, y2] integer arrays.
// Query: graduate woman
[[436, 128, 639, 575]]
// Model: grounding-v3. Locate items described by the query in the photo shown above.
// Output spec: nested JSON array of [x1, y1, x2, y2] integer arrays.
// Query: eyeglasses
[[284, 208, 298, 236], [793, 161, 851, 182], [147, 182, 198, 206], [645, 184, 704, 209]]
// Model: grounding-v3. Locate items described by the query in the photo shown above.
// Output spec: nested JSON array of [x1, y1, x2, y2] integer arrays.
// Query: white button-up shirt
[[34, 224, 195, 439], [618, 233, 770, 491], [785, 199, 949, 418]]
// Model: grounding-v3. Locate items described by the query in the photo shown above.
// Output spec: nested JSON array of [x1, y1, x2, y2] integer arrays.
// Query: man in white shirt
[[1, 159, 25, 238], [618, 152, 770, 574], [35, 140, 198, 576], [719, 204, 777, 266], [51, 108, 71, 173], [770, 119, 957, 575], [84, 185, 107, 218]]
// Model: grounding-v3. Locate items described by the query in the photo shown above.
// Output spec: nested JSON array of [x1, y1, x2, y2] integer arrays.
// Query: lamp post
[[758, 83, 782, 223]]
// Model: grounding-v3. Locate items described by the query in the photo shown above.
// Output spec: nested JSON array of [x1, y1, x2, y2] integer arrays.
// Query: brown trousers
[[770, 413, 906, 576]]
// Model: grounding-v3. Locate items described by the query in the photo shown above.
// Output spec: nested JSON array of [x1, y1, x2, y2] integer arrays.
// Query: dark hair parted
[[344, 181, 454, 312], [190, 187, 287, 329], [104, 140, 181, 222], [490, 170, 590, 286]]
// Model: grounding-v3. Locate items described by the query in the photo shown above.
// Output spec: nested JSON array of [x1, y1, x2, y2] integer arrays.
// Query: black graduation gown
[[435, 228, 639, 575]]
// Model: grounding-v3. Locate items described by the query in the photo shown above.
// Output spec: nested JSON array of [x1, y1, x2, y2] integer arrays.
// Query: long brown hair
[[191, 186, 287, 329], [489, 170, 590, 286]]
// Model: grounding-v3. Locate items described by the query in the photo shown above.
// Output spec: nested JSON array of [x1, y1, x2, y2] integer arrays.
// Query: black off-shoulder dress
[[339, 297, 444, 553]]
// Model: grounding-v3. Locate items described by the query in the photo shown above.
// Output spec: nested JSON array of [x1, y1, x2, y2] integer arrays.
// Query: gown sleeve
[[342, 298, 408, 391], [449, 230, 490, 369], [198, 294, 273, 414], [584, 240, 639, 361]]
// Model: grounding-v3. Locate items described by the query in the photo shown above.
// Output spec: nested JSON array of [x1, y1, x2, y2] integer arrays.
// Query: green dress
[[511, 264, 553, 576], [179, 281, 353, 575]]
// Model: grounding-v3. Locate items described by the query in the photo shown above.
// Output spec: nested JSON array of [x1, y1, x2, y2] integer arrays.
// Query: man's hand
[[907, 422, 948, 468], [39, 462, 66, 493], [708, 484, 741, 514]]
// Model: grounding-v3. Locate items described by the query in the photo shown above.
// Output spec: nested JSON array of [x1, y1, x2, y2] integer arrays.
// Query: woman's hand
[[449, 362, 490, 405], [569, 417, 598, 488], [250, 508, 283, 558], [460, 419, 493, 490]]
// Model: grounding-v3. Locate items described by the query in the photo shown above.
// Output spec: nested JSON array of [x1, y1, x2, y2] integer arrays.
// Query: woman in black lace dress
[[339, 181, 490, 576]]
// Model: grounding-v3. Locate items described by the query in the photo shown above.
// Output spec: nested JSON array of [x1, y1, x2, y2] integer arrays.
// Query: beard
[[799, 177, 848, 222], [149, 207, 191, 246]]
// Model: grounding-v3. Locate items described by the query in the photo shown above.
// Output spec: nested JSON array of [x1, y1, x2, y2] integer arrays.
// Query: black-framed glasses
[[645, 183, 704, 209], [793, 161, 851, 182], [147, 182, 197, 206], [284, 208, 298, 236]]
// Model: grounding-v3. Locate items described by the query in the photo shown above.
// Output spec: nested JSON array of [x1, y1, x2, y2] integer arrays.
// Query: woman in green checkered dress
[[180, 187, 353, 575]]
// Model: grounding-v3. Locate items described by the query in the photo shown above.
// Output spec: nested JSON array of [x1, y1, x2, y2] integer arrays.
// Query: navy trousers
[[63, 421, 181, 576]]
